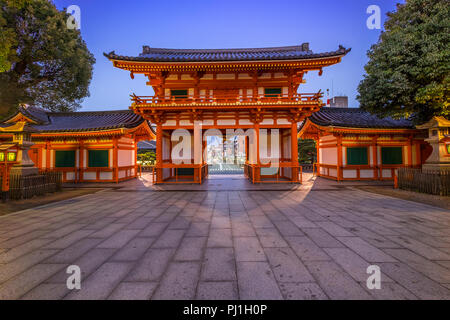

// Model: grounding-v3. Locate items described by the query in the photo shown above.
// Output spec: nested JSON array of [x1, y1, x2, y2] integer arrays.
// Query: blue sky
[[53, 0, 402, 111]]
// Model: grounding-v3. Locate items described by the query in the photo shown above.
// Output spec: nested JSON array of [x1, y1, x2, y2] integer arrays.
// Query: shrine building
[[105, 43, 351, 184], [0, 105, 154, 182], [298, 107, 430, 181]]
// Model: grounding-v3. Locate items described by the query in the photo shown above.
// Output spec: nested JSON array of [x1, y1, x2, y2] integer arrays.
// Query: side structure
[[298, 107, 430, 181], [0, 105, 154, 183]]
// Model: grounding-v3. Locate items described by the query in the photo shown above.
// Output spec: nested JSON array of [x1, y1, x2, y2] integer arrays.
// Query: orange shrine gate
[[105, 43, 350, 184]]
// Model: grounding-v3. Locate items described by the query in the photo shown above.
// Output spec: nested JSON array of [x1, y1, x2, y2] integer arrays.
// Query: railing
[[42, 165, 139, 183], [152, 163, 209, 184], [244, 163, 302, 184], [2, 171, 62, 201], [398, 168, 450, 196], [313, 163, 419, 181], [131, 92, 323, 106]]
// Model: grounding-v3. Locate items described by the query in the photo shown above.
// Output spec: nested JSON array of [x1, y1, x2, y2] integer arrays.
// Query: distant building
[[138, 140, 156, 152], [329, 96, 348, 108]]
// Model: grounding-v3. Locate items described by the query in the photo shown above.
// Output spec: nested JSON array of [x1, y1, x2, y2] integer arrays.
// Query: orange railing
[[131, 92, 323, 106], [313, 163, 416, 181], [244, 163, 302, 184], [152, 163, 209, 184]]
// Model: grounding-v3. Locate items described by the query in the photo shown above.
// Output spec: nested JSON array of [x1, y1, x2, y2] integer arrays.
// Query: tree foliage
[[137, 151, 156, 166], [298, 139, 316, 164], [0, 0, 95, 116], [357, 0, 449, 124]]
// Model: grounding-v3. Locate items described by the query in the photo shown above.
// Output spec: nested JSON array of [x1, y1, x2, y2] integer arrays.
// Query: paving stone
[[124, 217, 154, 230], [211, 216, 231, 229], [236, 261, 283, 300], [111, 237, 155, 261], [202, 248, 236, 281], [65, 262, 132, 300], [152, 262, 201, 300], [0, 239, 51, 263], [186, 222, 210, 237], [0, 263, 65, 300], [127, 248, 175, 281], [108, 282, 158, 300], [174, 237, 207, 261], [379, 262, 450, 300], [97, 229, 140, 249], [279, 282, 328, 300], [265, 248, 314, 283], [234, 237, 266, 262], [231, 221, 256, 237], [316, 221, 355, 237], [324, 247, 393, 283], [0, 249, 58, 284], [45, 238, 103, 264], [304, 260, 372, 300], [387, 235, 450, 261], [196, 281, 238, 300], [88, 223, 127, 238], [139, 222, 168, 237], [384, 248, 450, 283], [21, 283, 70, 300], [273, 220, 304, 236], [285, 236, 331, 261], [46, 248, 116, 283], [152, 229, 185, 248], [337, 237, 397, 262], [207, 228, 232, 248], [302, 228, 345, 248], [364, 282, 418, 300]]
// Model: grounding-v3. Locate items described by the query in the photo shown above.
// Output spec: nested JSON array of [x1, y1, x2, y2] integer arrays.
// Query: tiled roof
[[306, 107, 414, 129], [104, 44, 350, 62], [1, 107, 146, 133], [138, 140, 156, 150]]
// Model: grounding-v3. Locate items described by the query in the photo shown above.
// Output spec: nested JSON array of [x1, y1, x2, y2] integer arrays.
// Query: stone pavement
[[1, 174, 450, 300]]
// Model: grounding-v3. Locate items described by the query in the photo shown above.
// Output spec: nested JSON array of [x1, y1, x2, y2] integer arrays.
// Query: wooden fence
[[398, 168, 450, 196], [0, 171, 62, 201]]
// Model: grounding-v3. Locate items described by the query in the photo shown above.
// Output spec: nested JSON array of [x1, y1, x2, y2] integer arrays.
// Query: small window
[[446, 144, 450, 154], [381, 147, 403, 165], [170, 89, 188, 99], [88, 150, 109, 168], [55, 150, 75, 168], [264, 88, 282, 97], [0, 152, 4, 162], [347, 147, 368, 165], [7, 152, 16, 162]]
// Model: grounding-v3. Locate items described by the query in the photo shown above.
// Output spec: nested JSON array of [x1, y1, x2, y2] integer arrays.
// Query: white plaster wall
[[321, 147, 337, 165], [217, 120, 236, 126], [382, 169, 392, 178], [84, 172, 96, 180], [163, 120, 177, 126], [118, 150, 133, 166], [100, 172, 113, 180], [66, 172, 75, 181], [180, 120, 192, 126], [261, 119, 274, 125], [238, 73, 251, 79], [343, 170, 357, 179], [360, 169, 374, 178], [217, 74, 235, 80]]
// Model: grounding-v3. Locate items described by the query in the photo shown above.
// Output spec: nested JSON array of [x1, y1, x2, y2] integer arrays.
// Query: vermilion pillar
[[291, 121, 299, 182]]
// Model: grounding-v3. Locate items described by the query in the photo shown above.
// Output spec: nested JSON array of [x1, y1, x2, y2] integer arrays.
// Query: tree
[[357, 0, 449, 124], [137, 151, 156, 166], [298, 139, 316, 164], [0, 0, 95, 117]]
